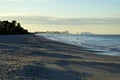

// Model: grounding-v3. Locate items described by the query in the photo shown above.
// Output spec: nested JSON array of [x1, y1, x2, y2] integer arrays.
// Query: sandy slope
[[0, 34, 120, 80]]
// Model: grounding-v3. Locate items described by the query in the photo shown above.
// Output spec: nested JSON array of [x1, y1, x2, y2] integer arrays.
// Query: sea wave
[[36, 33, 120, 56]]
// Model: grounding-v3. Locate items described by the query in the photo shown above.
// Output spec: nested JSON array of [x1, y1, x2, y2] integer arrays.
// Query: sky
[[0, 0, 120, 34]]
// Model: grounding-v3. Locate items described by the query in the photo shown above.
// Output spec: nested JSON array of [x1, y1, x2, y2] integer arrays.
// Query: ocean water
[[36, 33, 120, 57]]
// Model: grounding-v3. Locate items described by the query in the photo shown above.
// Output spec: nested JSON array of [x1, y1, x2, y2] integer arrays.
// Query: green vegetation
[[0, 20, 29, 34]]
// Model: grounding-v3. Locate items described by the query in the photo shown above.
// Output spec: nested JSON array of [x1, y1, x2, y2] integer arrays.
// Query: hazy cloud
[[0, 15, 120, 25], [1, 0, 52, 2], [18, 16, 120, 25]]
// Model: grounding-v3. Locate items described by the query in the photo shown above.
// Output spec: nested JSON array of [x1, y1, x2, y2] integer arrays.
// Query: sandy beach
[[0, 34, 120, 80]]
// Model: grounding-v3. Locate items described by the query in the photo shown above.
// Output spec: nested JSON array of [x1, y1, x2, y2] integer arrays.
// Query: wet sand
[[0, 34, 120, 80]]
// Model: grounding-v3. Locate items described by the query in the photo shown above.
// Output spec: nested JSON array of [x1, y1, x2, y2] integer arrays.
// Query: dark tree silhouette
[[12, 20, 16, 27], [0, 20, 29, 34]]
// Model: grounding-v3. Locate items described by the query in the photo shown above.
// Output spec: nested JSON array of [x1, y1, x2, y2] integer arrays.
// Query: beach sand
[[0, 34, 120, 80]]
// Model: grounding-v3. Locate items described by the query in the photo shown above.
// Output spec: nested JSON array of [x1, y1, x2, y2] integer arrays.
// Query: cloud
[[0, 15, 120, 25], [1, 0, 52, 2], [0, 0, 22, 2], [33, 0, 52, 1]]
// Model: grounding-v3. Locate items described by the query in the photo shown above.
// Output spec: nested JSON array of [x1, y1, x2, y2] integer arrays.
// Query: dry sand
[[0, 34, 120, 80]]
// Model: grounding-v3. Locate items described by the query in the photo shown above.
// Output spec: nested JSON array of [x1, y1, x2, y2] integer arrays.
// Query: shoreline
[[36, 34, 120, 57], [0, 34, 120, 80]]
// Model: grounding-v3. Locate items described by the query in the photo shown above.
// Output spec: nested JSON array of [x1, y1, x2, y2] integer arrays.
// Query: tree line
[[0, 20, 29, 34]]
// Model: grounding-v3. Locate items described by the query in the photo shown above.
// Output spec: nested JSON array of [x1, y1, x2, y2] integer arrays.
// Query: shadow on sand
[[56, 60, 120, 73], [8, 63, 89, 80], [29, 51, 82, 59]]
